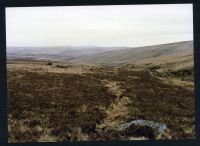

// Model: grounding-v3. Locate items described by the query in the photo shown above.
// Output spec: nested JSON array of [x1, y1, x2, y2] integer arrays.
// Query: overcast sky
[[6, 4, 193, 48]]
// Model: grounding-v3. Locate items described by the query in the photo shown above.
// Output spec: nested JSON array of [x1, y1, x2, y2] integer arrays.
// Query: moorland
[[7, 41, 195, 142]]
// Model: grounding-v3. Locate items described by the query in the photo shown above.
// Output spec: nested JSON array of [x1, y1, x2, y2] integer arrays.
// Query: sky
[[6, 4, 193, 48]]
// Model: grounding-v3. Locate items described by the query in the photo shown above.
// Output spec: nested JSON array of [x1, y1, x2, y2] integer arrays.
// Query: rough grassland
[[7, 61, 195, 142]]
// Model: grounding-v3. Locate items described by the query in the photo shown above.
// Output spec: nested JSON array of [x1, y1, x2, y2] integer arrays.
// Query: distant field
[[7, 59, 195, 142]]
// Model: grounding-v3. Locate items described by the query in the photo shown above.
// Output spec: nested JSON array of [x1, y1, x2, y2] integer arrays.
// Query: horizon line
[[6, 40, 193, 48]]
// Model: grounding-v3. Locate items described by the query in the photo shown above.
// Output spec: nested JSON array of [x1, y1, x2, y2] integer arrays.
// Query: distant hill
[[76, 41, 193, 66], [7, 46, 130, 61], [7, 41, 193, 68]]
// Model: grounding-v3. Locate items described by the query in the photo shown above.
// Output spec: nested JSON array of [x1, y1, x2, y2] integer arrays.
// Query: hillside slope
[[77, 41, 193, 66]]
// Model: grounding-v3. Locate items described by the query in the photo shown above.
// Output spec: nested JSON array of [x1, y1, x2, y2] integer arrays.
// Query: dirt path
[[96, 80, 131, 131], [96, 80, 152, 140]]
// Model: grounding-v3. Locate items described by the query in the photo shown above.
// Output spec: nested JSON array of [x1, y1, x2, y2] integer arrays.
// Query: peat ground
[[7, 61, 195, 142]]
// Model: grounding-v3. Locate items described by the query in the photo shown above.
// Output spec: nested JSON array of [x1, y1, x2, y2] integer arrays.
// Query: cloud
[[6, 4, 193, 47]]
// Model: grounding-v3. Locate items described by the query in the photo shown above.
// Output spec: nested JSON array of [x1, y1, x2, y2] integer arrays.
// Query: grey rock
[[119, 119, 167, 135]]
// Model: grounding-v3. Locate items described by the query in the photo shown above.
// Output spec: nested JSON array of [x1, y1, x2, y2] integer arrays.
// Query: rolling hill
[[76, 41, 193, 65], [7, 46, 129, 61], [7, 41, 194, 73], [76, 41, 193, 66]]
